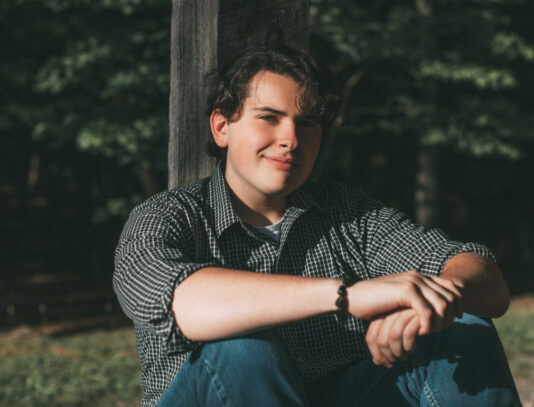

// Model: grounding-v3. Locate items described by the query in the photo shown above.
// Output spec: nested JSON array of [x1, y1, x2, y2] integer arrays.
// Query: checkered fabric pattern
[[113, 163, 495, 407]]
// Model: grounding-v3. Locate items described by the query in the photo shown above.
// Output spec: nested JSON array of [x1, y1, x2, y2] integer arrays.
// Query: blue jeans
[[158, 314, 521, 406]]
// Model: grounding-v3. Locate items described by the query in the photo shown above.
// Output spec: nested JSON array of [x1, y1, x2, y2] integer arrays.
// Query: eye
[[259, 115, 278, 123]]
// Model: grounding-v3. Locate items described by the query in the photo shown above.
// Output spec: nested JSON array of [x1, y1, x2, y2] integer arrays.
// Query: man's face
[[211, 71, 322, 205]]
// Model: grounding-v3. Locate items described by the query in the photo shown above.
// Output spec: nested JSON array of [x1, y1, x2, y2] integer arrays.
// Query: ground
[[493, 294, 534, 407], [0, 295, 533, 406]]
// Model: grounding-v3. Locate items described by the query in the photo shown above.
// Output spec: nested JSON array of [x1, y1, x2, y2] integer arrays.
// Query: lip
[[263, 156, 300, 170]]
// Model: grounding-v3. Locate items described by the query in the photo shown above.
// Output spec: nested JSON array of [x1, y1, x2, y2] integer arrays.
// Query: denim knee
[[164, 329, 309, 407], [407, 313, 521, 406], [194, 329, 298, 377]]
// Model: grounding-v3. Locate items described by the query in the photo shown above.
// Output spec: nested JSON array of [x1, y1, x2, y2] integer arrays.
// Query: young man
[[114, 47, 520, 406]]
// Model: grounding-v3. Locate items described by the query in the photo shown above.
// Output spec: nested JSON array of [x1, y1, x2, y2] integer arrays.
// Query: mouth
[[263, 156, 300, 170]]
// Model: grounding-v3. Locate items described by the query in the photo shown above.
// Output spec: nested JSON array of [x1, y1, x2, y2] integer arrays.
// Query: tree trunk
[[414, 145, 440, 227], [414, 0, 440, 227], [168, 0, 219, 189], [168, 0, 310, 189]]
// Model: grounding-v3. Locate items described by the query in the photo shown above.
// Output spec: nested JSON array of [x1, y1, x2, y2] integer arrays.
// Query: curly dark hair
[[206, 47, 340, 161]]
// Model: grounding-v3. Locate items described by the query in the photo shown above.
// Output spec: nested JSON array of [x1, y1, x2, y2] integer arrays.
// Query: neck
[[227, 188, 286, 227]]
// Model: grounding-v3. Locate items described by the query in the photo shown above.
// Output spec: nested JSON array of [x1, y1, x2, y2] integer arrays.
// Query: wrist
[[335, 276, 358, 321], [325, 278, 342, 313]]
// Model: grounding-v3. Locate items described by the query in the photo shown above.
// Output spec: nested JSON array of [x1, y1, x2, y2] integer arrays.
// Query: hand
[[366, 298, 461, 369], [366, 308, 420, 368], [348, 271, 463, 335]]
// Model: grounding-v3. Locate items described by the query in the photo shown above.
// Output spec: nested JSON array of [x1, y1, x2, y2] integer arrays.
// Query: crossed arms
[[173, 251, 509, 368]]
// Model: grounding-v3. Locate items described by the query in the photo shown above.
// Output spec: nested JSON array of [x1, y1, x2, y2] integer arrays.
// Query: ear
[[210, 109, 229, 148]]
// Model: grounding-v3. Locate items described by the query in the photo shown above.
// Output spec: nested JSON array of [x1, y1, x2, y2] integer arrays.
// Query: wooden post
[[168, 0, 219, 189], [168, 0, 310, 188], [414, 0, 440, 228]]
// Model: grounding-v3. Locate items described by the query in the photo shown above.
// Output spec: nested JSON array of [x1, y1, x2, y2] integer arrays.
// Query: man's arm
[[172, 268, 339, 341], [364, 252, 510, 368], [173, 266, 461, 342], [441, 252, 509, 318]]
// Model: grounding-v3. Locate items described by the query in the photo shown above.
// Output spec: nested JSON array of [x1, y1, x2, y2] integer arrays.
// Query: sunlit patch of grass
[[0, 328, 141, 407], [494, 308, 534, 381], [1, 307, 532, 406]]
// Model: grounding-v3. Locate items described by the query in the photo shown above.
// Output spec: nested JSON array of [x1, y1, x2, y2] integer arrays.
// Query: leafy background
[[1, 0, 533, 404]]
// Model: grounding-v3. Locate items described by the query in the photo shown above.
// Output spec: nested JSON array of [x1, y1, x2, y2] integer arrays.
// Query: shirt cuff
[[154, 262, 219, 354], [441, 241, 497, 270]]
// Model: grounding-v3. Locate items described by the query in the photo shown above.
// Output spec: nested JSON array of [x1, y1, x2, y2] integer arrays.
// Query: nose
[[278, 121, 298, 150]]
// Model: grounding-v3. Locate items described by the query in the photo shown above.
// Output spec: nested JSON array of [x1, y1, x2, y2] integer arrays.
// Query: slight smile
[[263, 156, 300, 171]]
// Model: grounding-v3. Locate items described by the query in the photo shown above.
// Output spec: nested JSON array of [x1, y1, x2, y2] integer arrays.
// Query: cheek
[[228, 140, 256, 171], [231, 129, 271, 158], [231, 151, 251, 171], [247, 129, 272, 151]]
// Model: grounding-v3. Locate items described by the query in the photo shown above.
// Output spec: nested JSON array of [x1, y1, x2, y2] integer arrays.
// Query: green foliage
[[2, 0, 534, 289], [92, 194, 144, 224], [418, 60, 516, 89], [491, 31, 534, 61], [24, 0, 171, 174], [1, 0, 170, 225], [310, 0, 534, 172], [4, 0, 534, 194], [0, 329, 141, 406]]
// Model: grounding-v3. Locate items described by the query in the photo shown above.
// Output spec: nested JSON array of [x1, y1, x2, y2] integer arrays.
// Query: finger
[[419, 282, 458, 329], [427, 276, 463, 314], [402, 313, 420, 353], [425, 277, 458, 304], [430, 276, 464, 318], [377, 319, 398, 367], [369, 317, 395, 369], [430, 275, 462, 297], [366, 318, 386, 367], [402, 286, 434, 335], [387, 310, 415, 359], [376, 310, 416, 366], [412, 278, 461, 324], [423, 277, 465, 328], [376, 316, 397, 365]]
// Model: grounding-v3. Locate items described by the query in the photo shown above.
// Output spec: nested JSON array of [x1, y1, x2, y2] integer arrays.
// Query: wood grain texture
[[168, 0, 310, 188], [168, 0, 218, 188]]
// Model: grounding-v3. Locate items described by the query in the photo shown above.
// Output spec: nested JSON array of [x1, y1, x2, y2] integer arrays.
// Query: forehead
[[244, 71, 302, 108]]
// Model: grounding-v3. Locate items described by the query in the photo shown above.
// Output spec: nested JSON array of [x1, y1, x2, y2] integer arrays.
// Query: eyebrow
[[252, 107, 287, 116], [251, 106, 315, 120]]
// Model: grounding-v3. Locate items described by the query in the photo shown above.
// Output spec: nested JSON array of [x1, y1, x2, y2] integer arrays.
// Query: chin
[[259, 173, 305, 196], [258, 182, 288, 196], [265, 183, 300, 197]]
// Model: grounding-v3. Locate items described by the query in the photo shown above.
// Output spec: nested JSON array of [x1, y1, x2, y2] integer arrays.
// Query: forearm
[[441, 252, 510, 318], [172, 267, 340, 341]]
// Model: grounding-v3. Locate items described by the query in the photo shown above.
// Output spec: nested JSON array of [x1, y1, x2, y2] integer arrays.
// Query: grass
[[493, 302, 534, 402], [1, 303, 532, 406], [0, 328, 141, 406]]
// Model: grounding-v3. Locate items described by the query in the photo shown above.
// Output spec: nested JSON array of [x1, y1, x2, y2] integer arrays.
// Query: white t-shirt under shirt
[[253, 216, 284, 242]]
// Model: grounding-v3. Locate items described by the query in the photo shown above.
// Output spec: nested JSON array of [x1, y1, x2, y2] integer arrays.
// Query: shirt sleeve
[[113, 192, 218, 354], [344, 188, 496, 278]]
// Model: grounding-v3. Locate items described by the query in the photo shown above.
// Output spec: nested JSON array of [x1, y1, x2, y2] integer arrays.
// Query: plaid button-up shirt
[[113, 163, 494, 406]]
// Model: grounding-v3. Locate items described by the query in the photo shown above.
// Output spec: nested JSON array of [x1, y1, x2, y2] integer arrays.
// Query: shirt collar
[[287, 182, 327, 215], [209, 162, 242, 238], [208, 161, 327, 238]]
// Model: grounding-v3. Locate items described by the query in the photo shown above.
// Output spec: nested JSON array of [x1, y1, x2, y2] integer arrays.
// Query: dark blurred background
[[1, 0, 533, 330]]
